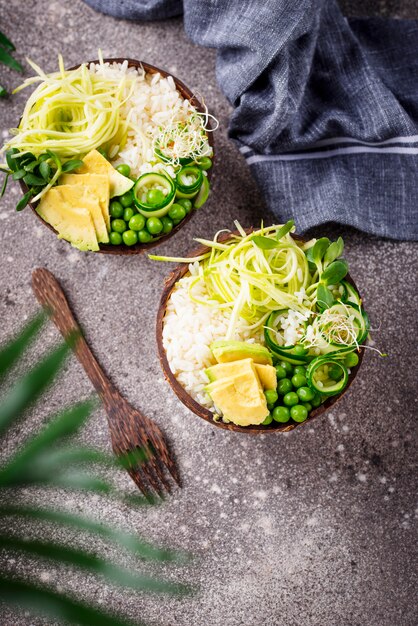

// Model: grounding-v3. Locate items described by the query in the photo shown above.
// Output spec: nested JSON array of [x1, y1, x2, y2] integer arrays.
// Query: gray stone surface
[[0, 1, 417, 625]]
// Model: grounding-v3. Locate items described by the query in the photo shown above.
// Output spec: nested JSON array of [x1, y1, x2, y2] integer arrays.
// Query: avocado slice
[[210, 340, 272, 365], [205, 366, 269, 427]]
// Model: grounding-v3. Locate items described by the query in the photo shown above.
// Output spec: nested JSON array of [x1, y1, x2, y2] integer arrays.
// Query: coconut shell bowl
[[156, 232, 365, 434], [20, 58, 214, 255]]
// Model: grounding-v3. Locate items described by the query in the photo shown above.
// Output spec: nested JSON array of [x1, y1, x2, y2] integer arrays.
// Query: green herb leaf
[[39, 160, 51, 180], [252, 235, 280, 250], [23, 173, 45, 186], [0, 47, 23, 73], [324, 237, 344, 266], [321, 259, 349, 286], [5, 148, 20, 172], [0, 30, 15, 51], [0, 85, 7, 97], [12, 168, 26, 181], [23, 160, 40, 173], [312, 237, 330, 267], [16, 190, 33, 211], [317, 284, 335, 310], [275, 219, 294, 241], [61, 158, 83, 173], [1, 172, 9, 198]]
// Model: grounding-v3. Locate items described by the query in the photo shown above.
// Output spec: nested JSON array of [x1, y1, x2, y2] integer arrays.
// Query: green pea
[[302, 402, 312, 412], [109, 200, 124, 219], [311, 393, 322, 408], [168, 204, 186, 224], [272, 406, 290, 423], [275, 365, 287, 380], [116, 163, 131, 177], [291, 373, 307, 388], [198, 157, 212, 170], [97, 147, 108, 159], [277, 378, 292, 395], [283, 392, 299, 407], [293, 345, 308, 356], [290, 404, 308, 423], [120, 190, 134, 207], [111, 219, 127, 234], [147, 188, 165, 206], [146, 217, 163, 235], [122, 230, 138, 246], [279, 360, 293, 376], [138, 229, 153, 243], [297, 386, 315, 402], [123, 207, 135, 222], [109, 231, 122, 245], [264, 389, 278, 405], [176, 198, 193, 213], [344, 352, 359, 368], [293, 365, 307, 376], [261, 413, 273, 426], [161, 216, 174, 234], [129, 214, 146, 231]]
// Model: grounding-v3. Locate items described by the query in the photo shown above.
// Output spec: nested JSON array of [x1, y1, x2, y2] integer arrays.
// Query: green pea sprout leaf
[[316, 283, 335, 310], [312, 237, 330, 267], [252, 235, 281, 250], [275, 219, 295, 241], [324, 237, 344, 266], [321, 259, 349, 286]]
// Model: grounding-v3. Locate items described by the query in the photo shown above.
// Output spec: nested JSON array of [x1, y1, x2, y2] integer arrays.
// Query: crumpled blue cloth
[[84, 0, 418, 240]]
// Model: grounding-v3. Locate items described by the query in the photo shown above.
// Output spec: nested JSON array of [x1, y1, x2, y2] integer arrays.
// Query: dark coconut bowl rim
[[19, 58, 215, 255], [156, 229, 365, 434]]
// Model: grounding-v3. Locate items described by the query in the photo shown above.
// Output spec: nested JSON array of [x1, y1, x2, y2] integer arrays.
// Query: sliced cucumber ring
[[133, 173, 176, 218], [175, 166, 203, 198], [264, 310, 312, 364], [306, 356, 348, 396]]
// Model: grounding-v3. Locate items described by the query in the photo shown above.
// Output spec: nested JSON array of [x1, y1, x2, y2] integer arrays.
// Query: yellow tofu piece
[[78, 149, 134, 198], [60, 173, 110, 235], [37, 189, 98, 252]]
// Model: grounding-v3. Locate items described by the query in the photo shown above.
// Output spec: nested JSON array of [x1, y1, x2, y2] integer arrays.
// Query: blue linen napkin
[[84, 0, 418, 240]]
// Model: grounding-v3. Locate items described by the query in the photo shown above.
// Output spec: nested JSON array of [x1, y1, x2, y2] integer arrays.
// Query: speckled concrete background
[[0, 1, 417, 625]]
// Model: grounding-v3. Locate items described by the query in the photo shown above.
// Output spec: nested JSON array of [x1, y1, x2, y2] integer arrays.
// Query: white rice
[[88, 60, 198, 178], [163, 262, 263, 410]]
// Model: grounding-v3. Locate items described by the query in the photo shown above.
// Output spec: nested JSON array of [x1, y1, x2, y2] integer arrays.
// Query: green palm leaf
[[0, 505, 183, 563], [0, 341, 69, 435], [0, 578, 142, 626], [0, 317, 191, 624], [0, 313, 44, 380]]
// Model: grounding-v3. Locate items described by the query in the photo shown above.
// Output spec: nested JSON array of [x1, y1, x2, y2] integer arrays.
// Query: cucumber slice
[[133, 173, 175, 218], [194, 175, 210, 209], [306, 356, 348, 396], [264, 310, 312, 364]]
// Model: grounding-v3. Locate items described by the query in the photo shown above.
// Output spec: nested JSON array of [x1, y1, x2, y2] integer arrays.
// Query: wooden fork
[[32, 267, 180, 499]]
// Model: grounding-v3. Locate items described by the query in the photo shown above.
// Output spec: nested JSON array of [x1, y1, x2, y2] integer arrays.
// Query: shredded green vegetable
[[2, 55, 136, 158], [150, 222, 315, 338]]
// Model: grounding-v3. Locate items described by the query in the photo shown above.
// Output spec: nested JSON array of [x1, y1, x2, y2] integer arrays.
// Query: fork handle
[[32, 267, 118, 411]]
